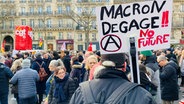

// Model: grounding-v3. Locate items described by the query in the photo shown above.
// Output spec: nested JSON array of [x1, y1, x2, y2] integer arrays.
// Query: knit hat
[[140, 50, 153, 56], [21, 59, 31, 68], [101, 53, 125, 68], [35, 52, 41, 58]]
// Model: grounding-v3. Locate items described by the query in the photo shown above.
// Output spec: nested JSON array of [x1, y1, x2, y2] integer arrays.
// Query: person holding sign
[[69, 53, 156, 104]]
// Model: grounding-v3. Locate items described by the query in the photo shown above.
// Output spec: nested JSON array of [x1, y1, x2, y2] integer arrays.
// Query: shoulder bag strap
[[105, 81, 139, 103], [80, 81, 96, 104], [36, 62, 41, 68]]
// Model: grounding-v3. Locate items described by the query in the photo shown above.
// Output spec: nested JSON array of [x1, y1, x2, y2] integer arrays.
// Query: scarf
[[53, 73, 69, 102]]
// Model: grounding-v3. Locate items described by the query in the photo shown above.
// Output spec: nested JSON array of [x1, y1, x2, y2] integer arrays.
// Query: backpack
[[36, 62, 48, 81], [80, 81, 139, 104]]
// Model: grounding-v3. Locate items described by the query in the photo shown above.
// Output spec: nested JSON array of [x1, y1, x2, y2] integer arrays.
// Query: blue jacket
[[0, 63, 13, 95], [10, 67, 39, 98]]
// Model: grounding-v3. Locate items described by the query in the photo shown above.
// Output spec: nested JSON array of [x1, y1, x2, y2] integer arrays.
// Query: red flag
[[1, 40, 6, 53], [88, 42, 92, 51]]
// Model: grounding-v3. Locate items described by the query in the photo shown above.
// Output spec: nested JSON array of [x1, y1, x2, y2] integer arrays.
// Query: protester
[[70, 55, 82, 85], [62, 50, 71, 73], [44, 59, 65, 104], [10, 59, 39, 104], [157, 55, 179, 104], [179, 50, 184, 87], [48, 66, 77, 104], [31, 52, 48, 104], [83, 55, 98, 81], [69, 53, 156, 104], [0, 55, 13, 104], [10, 58, 23, 104]]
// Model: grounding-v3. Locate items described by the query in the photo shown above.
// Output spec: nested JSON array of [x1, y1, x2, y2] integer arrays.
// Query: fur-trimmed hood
[[72, 64, 82, 69]]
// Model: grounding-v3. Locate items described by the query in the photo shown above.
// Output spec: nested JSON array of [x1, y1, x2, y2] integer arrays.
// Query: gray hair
[[49, 59, 65, 67]]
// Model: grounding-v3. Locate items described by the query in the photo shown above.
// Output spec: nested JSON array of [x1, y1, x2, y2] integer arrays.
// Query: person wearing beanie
[[140, 50, 160, 102], [10, 59, 39, 104], [69, 53, 156, 104], [31, 52, 48, 104]]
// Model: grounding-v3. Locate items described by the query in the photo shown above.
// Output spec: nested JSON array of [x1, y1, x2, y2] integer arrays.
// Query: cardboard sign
[[96, 0, 173, 54]]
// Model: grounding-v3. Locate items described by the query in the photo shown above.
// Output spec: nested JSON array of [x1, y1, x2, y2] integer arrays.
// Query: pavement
[[8, 79, 183, 104]]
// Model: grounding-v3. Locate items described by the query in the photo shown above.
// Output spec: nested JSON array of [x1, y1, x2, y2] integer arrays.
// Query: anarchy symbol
[[100, 34, 122, 52]]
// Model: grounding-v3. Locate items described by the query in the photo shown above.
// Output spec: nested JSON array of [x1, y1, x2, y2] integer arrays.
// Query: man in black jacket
[[0, 56, 13, 104], [157, 55, 179, 104], [69, 53, 156, 104]]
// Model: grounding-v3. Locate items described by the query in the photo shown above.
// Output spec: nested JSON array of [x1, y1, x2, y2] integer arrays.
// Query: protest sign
[[96, 0, 173, 54]]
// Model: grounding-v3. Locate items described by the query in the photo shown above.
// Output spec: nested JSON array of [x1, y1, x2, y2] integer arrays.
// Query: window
[[10, 10, 15, 15], [47, 6, 52, 14], [67, 33, 72, 39], [58, 6, 62, 14], [10, 20, 14, 29], [38, 32, 44, 39], [91, 20, 96, 29], [21, 19, 26, 25], [92, 33, 96, 41], [46, 0, 52, 2], [47, 19, 51, 28], [30, 19, 34, 27], [38, 6, 43, 14], [77, 7, 82, 15], [91, 7, 95, 15], [29, 7, 34, 14], [20, 0, 26, 3], [181, 5, 184, 12], [66, 6, 71, 13], [59, 32, 63, 39], [38, 19, 43, 28], [21, 7, 26, 15], [78, 33, 82, 41], [2, 21, 5, 29], [58, 19, 63, 27]]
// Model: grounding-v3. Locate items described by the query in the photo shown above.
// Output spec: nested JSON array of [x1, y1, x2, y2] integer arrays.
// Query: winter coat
[[70, 62, 82, 84], [31, 58, 48, 94], [43, 57, 52, 76], [48, 75, 77, 104], [143, 55, 160, 87], [10, 67, 39, 98], [160, 61, 179, 101], [69, 67, 156, 104], [0, 63, 13, 95]]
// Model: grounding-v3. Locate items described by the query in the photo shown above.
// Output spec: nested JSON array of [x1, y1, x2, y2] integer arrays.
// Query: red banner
[[15, 26, 33, 50]]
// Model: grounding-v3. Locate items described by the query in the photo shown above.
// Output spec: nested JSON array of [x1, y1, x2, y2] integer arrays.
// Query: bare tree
[[66, 2, 96, 49]]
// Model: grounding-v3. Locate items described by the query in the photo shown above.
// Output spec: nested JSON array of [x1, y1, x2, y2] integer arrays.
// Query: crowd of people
[[0, 46, 183, 104]]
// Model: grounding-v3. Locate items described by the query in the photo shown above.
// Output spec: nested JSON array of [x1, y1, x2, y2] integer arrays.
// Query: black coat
[[69, 68, 156, 104], [160, 61, 179, 101], [48, 76, 77, 104], [31, 58, 48, 94], [0, 63, 13, 95]]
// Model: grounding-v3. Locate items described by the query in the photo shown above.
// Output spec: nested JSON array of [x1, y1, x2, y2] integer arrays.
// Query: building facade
[[0, 0, 182, 52]]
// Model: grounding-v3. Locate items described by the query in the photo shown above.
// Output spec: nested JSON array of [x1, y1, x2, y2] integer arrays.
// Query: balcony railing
[[0, 1, 15, 3], [46, 36, 55, 40], [33, 24, 74, 30]]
